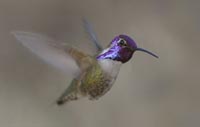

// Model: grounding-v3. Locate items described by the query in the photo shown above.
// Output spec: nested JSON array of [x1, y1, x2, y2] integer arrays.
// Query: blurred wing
[[11, 31, 80, 75], [82, 18, 103, 53]]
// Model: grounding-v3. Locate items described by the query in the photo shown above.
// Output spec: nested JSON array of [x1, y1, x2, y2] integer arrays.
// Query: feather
[[82, 18, 103, 52], [11, 31, 80, 75]]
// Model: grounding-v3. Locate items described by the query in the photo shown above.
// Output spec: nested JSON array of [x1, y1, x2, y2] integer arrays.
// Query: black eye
[[118, 39, 127, 46]]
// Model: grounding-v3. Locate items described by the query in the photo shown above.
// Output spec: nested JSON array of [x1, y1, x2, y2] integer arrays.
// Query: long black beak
[[136, 48, 158, 58]]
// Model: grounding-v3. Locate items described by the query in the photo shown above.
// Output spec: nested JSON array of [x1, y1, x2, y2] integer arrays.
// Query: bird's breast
[[98, 59, 122, 78], [80, 59, 121, 99]]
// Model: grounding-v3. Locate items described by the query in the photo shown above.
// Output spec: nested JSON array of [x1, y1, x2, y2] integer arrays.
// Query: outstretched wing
[[82, 19, 103, 53], [12, 31, 91, 75]]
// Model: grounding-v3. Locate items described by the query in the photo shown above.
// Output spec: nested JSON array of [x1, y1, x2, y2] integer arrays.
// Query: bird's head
[[97, 35, 158, 63]]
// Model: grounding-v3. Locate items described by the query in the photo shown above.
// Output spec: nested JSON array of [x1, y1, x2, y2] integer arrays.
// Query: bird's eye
[[118, 39, 127, 46]]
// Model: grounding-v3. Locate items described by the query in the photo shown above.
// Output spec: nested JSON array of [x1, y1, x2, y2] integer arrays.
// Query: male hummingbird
[[12, 20, 158, 105]]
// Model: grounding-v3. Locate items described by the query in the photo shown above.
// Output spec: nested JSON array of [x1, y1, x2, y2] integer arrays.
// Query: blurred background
[[0, 0, 199, 127]]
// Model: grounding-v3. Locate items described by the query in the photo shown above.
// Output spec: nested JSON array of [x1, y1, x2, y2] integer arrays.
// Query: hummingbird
[[12, 20, 158, 105]]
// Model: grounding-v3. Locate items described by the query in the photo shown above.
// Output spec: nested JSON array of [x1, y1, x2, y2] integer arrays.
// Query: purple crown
[[111, 35, 137, 49]]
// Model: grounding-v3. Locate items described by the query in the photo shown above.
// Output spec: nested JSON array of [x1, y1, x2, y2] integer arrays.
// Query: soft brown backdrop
[[0, 0, 199, 127]]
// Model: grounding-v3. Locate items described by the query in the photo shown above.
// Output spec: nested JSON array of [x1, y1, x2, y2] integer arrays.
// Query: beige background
[[0, 0, 199, 127]]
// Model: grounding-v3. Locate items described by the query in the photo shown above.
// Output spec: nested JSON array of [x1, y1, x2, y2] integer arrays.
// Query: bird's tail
[[56, 93, 78, 105], [56, 79, 80, 106]]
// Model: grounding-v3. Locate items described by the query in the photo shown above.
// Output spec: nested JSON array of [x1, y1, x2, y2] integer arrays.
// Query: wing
[[12, 31, 91, 75], [82, 18, 103, 53]]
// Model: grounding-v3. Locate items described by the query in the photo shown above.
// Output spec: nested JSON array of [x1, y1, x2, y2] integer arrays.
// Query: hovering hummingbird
[[12, 20, 158, 105]]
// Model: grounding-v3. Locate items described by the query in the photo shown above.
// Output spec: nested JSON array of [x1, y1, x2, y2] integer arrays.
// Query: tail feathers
[[56, 94, 78, 106], [56, 99, 66, 105]]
